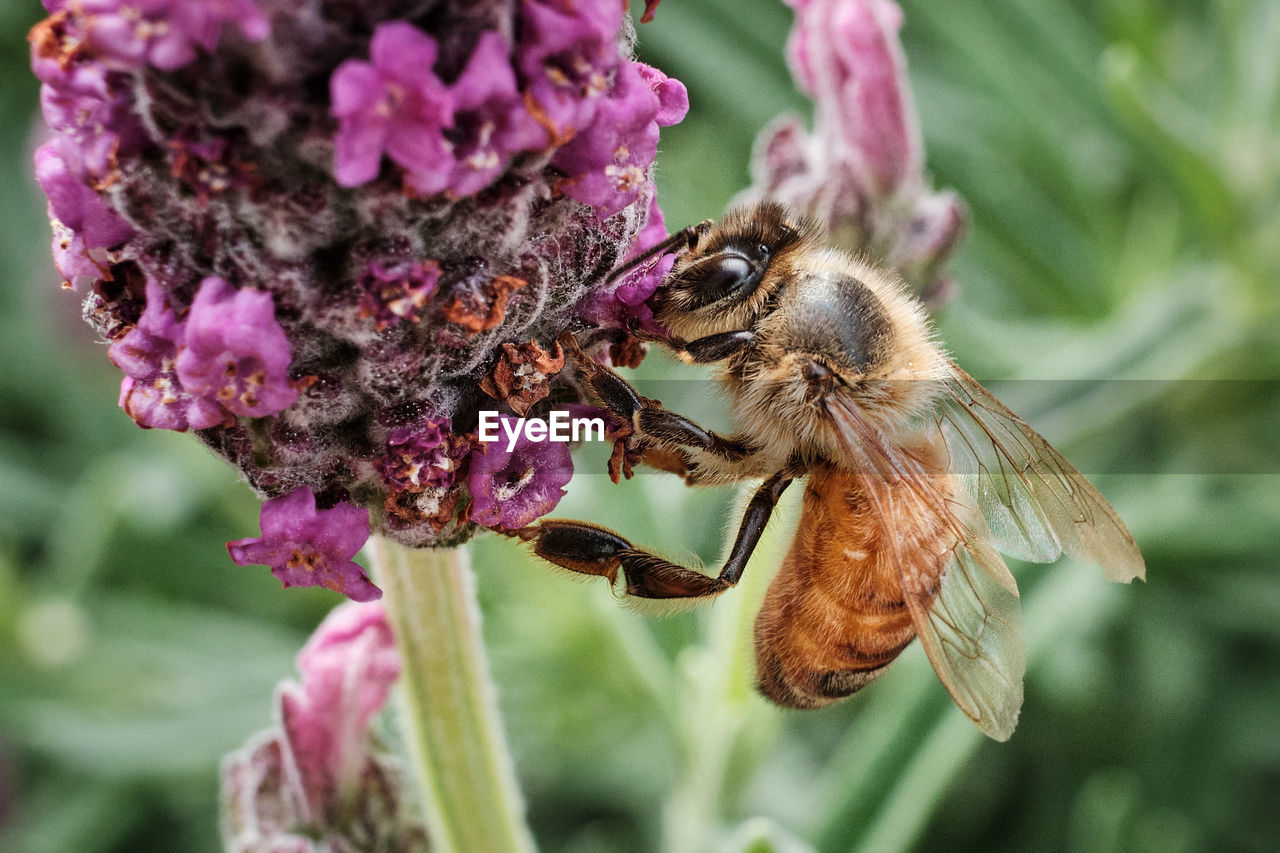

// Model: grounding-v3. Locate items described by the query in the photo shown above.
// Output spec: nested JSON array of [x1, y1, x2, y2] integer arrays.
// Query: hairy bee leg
[[678, 330, 757, 364], [634, 408, 756, 460], [562, 328, 752, 458], [582, 364, 760, 464], [520, 472, 793, 599]]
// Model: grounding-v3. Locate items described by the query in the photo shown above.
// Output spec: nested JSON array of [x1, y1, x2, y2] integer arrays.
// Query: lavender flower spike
[[744, 0, 965, 295], [228, 488, 379, 602], [221, 601, 427, 850], [33, 2, 687, 548]]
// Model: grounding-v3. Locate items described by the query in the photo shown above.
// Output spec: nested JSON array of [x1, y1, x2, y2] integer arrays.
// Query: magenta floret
[[68, 0, 269, 71], [440, 31, 545, 197], [516, 0, 623, 142], [552, 62, 689, 217], [357, 258, 441, 331], [175, 277, 298, 419], [109, 281, 227, 431], [468, 416, 573, 530], [379, 419, 468, 492], [330, 22, 453, 191], [34, 138, 136, 280], [228, 488, 379, 602]]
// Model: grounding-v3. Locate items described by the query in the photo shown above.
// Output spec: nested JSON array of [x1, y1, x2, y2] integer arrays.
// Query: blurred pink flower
[[744, 0, 965, 296], [221, 602, 425, 850]]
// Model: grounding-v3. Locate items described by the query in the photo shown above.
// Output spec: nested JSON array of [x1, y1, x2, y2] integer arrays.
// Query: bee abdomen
[[752, 627, 916, 706], [752, 466, 943, 710]]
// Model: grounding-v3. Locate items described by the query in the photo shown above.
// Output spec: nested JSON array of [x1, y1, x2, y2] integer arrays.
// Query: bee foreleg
[[635, 409, 756, 461], [580, 359, 763, 471], [520, 472, 793, 599], [677, 330, 757, 364]]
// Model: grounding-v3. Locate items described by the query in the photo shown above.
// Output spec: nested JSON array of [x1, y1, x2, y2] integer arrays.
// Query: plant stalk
[[367, 537, 536, 853]]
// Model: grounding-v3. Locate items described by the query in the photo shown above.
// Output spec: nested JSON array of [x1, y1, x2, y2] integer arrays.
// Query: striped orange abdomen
[[754, 465, 951, 708]]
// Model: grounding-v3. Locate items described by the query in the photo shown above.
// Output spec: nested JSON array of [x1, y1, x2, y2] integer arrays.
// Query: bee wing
[[934, 361, 1145, 582], [907, 535, 1026, 741], [824, 393, 1025, 740]]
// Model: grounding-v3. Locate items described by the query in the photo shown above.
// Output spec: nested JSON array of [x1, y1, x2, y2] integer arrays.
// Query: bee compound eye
[[702, 254, 757, 300]]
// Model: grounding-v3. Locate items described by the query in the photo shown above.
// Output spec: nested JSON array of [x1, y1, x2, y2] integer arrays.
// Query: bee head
[[653, 203, 817, 340]]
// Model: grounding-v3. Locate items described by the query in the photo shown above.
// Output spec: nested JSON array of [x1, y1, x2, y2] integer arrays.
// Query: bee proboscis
[[507, 202, 1144, 741]]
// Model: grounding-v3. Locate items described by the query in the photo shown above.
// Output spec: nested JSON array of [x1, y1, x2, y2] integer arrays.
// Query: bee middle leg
[[513, 471, 793, 599]]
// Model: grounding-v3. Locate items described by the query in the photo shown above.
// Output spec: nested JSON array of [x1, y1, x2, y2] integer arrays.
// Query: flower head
[[227, 489, 378, 602], [468, 416, 573, 530], [32, 0, 687, 553]]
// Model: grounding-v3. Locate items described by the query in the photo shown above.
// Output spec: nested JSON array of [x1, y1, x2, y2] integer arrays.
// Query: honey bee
[[510, 202, 1144, 741]]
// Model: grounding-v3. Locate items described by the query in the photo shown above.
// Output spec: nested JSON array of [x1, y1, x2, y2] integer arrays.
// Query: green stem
[[366, 538, 536, 853]]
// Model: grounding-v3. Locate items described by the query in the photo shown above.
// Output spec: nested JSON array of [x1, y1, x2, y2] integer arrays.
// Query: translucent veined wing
[[935, 362, 1145, 582], [823, 392, 1026, 740], [904, 533, 1026, 741]]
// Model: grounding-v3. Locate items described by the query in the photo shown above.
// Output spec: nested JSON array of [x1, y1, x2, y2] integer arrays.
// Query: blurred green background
[[2, 0, 1278, 851]]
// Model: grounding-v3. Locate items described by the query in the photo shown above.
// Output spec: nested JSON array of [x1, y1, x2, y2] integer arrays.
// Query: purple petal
[[637, 63, 689, 127], [468, 416, 572, 529], [450, 31, 517, 112], [175, 277, 298, 419], [228, 488, 377, 602], [369, 22, 438, 82], [34, 139, 135, 250], [330, 61, 387, 117]]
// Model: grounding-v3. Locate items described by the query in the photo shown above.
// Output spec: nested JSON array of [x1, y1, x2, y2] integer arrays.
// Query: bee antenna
[[604, 220, 712, 285]]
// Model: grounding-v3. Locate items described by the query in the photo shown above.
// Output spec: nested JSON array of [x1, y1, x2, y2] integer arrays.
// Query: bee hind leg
[[514, 471, 793, 599]]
